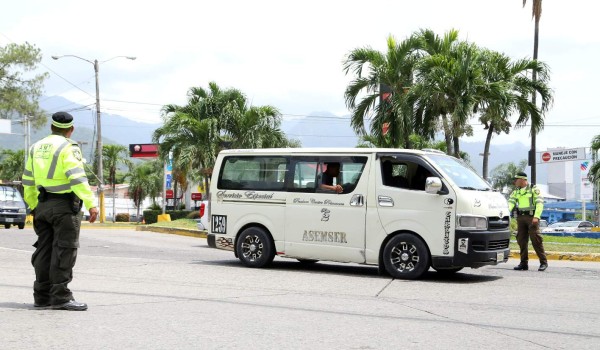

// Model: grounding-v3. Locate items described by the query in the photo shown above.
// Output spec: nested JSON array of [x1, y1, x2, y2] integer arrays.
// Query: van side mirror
[[425, 177, 444, 194]]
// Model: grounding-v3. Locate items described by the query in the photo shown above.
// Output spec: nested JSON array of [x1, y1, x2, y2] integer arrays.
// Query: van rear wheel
[[236, 227, 274, 268], [383, 234, 430, 280]]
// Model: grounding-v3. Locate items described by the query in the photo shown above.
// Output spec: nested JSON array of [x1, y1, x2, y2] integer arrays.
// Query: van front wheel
[[383, 234, 430, 280], [236, 227, 274, 268]]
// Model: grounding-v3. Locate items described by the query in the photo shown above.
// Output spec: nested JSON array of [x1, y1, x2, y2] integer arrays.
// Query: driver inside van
[[319, 162, 344, 193]]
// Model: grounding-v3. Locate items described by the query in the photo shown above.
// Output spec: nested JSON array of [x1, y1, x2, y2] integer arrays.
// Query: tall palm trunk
[[482, 122, 495, 180], [441, 114, 453, 155]]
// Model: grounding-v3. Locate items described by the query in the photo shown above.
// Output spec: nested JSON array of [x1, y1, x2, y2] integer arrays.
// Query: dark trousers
[[31, 197, 82, 305], [516, 215, 547, 265]]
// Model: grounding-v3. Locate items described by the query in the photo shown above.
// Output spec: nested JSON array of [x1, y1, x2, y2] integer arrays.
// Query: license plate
[[497, 251, 504, 262], [6, 218, 13, 223]]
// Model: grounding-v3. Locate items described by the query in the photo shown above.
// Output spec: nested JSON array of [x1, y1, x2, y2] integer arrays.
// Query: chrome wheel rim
[[389, 241, 419, 273], [241, 235, 264, 262]]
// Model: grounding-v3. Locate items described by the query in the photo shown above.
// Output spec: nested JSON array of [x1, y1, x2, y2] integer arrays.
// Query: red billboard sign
[[129, 144, 159, 158], [166, 189, 174, 199], [191, 193, 202, 201]]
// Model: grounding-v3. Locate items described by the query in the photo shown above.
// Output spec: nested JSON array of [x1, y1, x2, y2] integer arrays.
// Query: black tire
[[433, 267, 463, 275], [382, 233, 430, 280], [297, 259, 318, 264], [236, 227, 274, 268], [18, 223, 25, 230], [4, 224, 10, 229]]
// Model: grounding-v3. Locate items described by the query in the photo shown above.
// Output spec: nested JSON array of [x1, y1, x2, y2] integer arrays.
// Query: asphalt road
[[1, 227, 599, 350]]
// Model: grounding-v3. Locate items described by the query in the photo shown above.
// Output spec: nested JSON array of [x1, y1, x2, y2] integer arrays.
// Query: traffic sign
[[537, 148, 586, 163]]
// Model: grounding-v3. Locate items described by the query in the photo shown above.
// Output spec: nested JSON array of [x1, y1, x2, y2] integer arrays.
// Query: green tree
[[343, 33, 422, 148], [125, 160, 163, 222], [102, 144, 132, 222], [0, 42, 48, 127], [478, 50, 553, 180], [523, 0, 544, 184], [154, 82, 298, 199], [0, 148, 24, 181], [490, 160, 528, 192], [588, 135, 600, 185]]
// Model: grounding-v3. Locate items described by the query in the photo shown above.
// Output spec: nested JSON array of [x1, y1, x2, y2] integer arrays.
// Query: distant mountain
[[0, 96, 161, 160], [1, 97, 547, 183]]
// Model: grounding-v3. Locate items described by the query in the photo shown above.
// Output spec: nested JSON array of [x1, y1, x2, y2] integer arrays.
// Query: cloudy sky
[[2, 0, 598, 152]]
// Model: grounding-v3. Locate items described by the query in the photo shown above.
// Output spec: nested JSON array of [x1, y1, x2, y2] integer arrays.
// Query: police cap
[[51, 112, 74, 128], [513, 171, 528, 180]]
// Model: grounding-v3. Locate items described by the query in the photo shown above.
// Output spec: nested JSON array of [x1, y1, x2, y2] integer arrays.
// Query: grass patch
[[149, 218, 198, 230], [510, 234, 600, 254]]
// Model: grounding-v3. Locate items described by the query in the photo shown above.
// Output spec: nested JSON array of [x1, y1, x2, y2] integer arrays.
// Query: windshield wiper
[[459, 186, 477, 190]]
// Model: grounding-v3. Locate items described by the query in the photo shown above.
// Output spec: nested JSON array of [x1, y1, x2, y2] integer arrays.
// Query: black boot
[[514, 263, 528, 271], [538, 263, 548, 271]]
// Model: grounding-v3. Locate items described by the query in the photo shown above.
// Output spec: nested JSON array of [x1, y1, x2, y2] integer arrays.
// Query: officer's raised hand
[[88, 207, 99, 223]]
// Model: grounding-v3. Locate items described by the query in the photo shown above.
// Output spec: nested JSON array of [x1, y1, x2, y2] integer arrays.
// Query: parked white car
[[544, 221, 594, 233], [542, 222, 565, 233]]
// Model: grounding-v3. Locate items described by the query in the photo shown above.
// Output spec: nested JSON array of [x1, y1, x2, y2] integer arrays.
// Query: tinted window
[[218, 156, 288, 191]]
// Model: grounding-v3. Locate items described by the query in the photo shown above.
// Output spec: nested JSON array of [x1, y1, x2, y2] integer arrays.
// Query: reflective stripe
[[44, 184, 72, 192], [23, 169, 33, 177], [70, 177, 88, 185], [22, 179, 35, 186], [47, 140, 71, 179], [65, 168, 85, 178]]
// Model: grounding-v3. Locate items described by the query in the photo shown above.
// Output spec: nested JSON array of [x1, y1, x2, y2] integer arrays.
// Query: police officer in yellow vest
[[508, 171, 548, 271], [22, 112, 99, 311]]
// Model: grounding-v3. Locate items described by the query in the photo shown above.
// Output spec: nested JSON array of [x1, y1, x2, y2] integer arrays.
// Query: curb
[[135, 225, 207, 239], [509, 250, 600, 262]]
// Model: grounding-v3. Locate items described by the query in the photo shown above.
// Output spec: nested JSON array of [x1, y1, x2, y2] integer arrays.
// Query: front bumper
[[432, 229, 510, 269], [0, 214, 26, 225]]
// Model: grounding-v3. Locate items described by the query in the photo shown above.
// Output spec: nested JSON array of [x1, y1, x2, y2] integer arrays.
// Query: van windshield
[[427, 155, 492, 191], [0, 186, 24, 202]]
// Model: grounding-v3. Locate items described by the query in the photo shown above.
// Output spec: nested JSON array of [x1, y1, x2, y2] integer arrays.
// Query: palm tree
[[523, 0, 543, 184], [102, 144, 132, 222], [125, 160, 162, 222], [0, 149, 24, 182], [477, 50, 553, 179], [154, 82, 298, 200], [410, 40, 485, 158], [343, 33, 423, 148]]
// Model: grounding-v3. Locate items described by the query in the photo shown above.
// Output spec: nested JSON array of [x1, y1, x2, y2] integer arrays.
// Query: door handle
[[350, 194, 364, 207], [378, 195, 394, 207]]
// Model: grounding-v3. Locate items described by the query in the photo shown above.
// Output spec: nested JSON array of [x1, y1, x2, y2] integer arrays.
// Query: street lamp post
[[51, 55, 136, 223]]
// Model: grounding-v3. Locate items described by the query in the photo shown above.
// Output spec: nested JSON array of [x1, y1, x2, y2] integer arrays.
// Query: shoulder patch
[[533, 187, 541, 195], [72, 147, 83, 161]]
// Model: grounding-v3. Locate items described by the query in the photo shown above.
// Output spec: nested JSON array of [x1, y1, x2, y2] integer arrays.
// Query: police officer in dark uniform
[[22, 112, 99, 310], [508, 171, 548, 271]]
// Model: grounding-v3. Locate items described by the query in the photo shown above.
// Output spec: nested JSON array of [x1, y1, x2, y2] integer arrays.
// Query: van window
[[218, 156, 288, 191], [315, 157, 367, 193], [428, 155, 491, 190], [292, 161, 318, 190]]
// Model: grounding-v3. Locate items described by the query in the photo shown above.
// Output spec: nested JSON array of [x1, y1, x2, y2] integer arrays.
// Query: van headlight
[[457, 215, 488, 230], [18, 208, 27, 213]]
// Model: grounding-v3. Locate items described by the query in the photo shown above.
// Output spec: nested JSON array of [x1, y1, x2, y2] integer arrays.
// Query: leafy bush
[[116, 213, 130, 222], [187, 210, 200, 219], [142, 210, 194, 224], [147, 203, 162, 211]]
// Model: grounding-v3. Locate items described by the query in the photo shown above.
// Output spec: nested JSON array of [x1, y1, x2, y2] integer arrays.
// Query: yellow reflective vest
[[508, 184, 544, 218], [22, 134, 95, 211]]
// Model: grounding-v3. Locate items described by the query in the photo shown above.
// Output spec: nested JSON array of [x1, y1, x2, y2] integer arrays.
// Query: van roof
[[219, 148, 449, 156]]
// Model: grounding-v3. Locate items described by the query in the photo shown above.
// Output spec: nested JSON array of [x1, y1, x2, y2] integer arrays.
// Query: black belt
[[46, 192, 73, 199], [518, 211, 533, 216]]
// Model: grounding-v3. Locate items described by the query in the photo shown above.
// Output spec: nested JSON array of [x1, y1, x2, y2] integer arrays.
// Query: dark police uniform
[[22, 112, 95, 310], [508, 172, 547, 271]]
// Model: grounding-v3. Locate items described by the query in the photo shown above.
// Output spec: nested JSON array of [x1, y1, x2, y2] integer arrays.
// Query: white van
[[206, 148, 510, 279]]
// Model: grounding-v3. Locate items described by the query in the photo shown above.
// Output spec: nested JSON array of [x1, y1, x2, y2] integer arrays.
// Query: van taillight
[[199, 203, 205, 218]]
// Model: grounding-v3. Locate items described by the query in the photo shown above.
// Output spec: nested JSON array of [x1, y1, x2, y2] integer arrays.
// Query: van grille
[[472, 239, 509, 251], [488, 216, 510, 230]]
